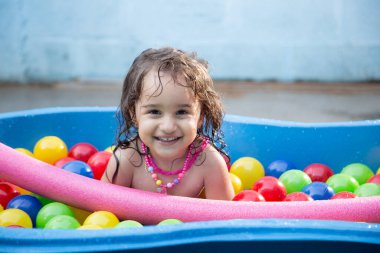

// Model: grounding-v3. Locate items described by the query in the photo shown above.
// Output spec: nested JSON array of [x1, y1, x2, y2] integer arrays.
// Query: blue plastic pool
[[0, 107, 379, 252]]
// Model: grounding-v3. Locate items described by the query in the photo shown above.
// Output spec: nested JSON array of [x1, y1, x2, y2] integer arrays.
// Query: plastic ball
[[33, 136, 68, 164], [68, 143, 98, 163], [303, 163, 334, 182], [0, 182, 20, 208], [331, 192, 357, 200], [32, 193, 54, 206], [87, 151, 112, 180], [104, 145, 116, 153], [83, 211, 119, 228], [15, 148, 34, 157], [302, 182, 335, 200], [115, 220, 143, 228], [230, 157, 265, 189], [367, 174, 380, 185], [6, 195, 42, 227], [326, 173, 359, 193], [377, 167, 380, 175], [70, 206, 92, 224], [0, 208, 33, 228], [229, 173, 243, 194], [36, 202, 74, 228], [284, 192, 313, 201], [341, 163, 374, 185], [354, 183, 380, 197], [62, 161, 94, 178], [77, 224, 103, 230], [44, 215, 80, 229], [265, 160, 297, 178], [54, 157, 75, 168], [279, 170, 312, 194], [157, 219, 183, 226], [9, 183, 31, 195], [252, 176, 286, 201], [232, 190, 265, 202]]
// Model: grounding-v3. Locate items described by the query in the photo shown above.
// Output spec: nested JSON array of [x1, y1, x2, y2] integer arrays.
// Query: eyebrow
[[141, 104, 192, 108]]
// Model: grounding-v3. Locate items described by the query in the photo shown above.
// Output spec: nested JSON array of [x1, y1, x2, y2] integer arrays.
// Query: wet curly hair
[[108, 47, 228, 183]]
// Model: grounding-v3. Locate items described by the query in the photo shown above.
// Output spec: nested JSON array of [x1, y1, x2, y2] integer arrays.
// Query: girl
[[102, 47, 234, 200]]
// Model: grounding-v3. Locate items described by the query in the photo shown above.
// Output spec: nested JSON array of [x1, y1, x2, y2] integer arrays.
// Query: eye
[[176, 109, 188, 116], [148, 109, 160, 115]]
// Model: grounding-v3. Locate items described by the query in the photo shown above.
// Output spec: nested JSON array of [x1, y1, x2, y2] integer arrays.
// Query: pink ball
[[304, 163, 334, 182], [252, 176, 287, 201]]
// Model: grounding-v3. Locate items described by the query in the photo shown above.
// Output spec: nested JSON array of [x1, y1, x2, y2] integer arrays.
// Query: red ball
[[68, 143, 98, 163], [0, 182, 20, 208], [252, 176, 286, 201], [368, 174, 380, 185], [87, 151, 112, 180], [331, 192, 357, 200], [232, 190, 265, 202], [304, 163, 334, 182], [54, 157, 75, 168], [284, 192, 313, 201]]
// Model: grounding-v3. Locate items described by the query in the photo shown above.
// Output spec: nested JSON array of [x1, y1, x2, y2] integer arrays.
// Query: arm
[[203, 149, 235, 200], [101, 149, 134, 187]]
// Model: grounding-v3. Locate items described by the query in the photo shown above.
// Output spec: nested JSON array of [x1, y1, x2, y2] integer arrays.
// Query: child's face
[[135, 69, 203, 161]]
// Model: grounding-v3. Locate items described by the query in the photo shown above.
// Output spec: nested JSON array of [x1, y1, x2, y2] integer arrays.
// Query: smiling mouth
[[154, 137, 181, 143]]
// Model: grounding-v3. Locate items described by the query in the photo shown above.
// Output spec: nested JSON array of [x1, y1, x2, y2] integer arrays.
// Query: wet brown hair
[[107, 47, 228, 183]]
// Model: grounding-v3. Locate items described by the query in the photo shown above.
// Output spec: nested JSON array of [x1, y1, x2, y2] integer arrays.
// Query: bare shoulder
[[201, 143, 234, 200], [201, 144, 228, 172], [101, 142, 143, 186]]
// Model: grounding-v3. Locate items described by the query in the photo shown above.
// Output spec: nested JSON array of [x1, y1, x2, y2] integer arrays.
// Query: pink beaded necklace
[[141, 137, 209, 194]]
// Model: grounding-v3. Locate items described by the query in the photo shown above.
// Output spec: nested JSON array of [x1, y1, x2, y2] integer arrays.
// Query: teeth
[[158, 137, 178, 142]]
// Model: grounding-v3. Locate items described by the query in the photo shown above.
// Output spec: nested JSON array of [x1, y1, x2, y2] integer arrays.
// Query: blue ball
[[62, 160, 94, 178], [6, 195, 42, 227], [265, 160, 297, 178], [302, 182, 335, 200]]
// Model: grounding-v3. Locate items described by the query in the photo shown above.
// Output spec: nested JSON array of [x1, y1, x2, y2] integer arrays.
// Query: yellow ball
[[377, 167, 380, 175], [104, 145, 116, 153], [230, 157, 265, 190], [229, 173, 243, 194], [0, 205, 3, 212], [0, 209, 33, 228], [33, 136, 68, 164], [77, 224, 103, 230], [15, 148, 35, 157], [83, 211, 119, 228]]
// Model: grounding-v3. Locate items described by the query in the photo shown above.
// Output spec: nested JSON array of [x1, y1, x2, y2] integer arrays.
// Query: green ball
[[115, 220, 143, 228], [45, 215, 80, 229], [279, 170, 312, 194], [32, 193, 54, 206], [157, 219, 183, 226], [36, 202, 74, 228], [326, 173, 360, 193], [354, 183, 380, 197], [341, 163, 374, 185]]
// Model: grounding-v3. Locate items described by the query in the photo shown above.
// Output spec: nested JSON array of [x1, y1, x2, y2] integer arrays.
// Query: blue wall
[[1, 0, 380, 83]]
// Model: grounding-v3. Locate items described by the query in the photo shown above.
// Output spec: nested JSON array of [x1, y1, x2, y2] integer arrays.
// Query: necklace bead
[[141, 137, 209, 193]]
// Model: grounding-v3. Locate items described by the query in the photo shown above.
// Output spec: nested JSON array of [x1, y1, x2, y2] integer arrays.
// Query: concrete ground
[[0, 81, 380, 123]]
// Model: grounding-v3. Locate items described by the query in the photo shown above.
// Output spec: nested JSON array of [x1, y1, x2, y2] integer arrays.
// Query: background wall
[[1, 0, 380, 83]]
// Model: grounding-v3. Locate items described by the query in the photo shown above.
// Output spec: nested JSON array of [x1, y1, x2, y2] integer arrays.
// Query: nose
[[160, 116, 177, 133]]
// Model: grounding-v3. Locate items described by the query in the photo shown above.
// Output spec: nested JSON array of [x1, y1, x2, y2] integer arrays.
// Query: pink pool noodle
[[0, 143, 379, 224]]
